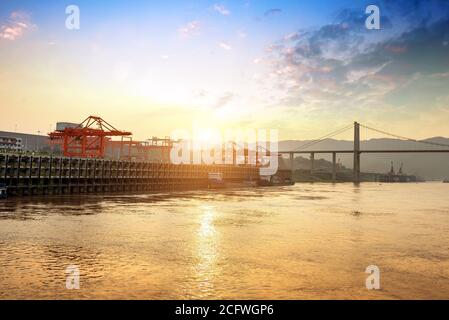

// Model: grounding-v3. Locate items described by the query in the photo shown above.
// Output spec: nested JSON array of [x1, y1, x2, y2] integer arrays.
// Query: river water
[[1, 183, 449, 299]]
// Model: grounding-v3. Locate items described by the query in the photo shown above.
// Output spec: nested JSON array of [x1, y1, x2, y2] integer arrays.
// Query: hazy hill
[[279, 137, 449, 180]]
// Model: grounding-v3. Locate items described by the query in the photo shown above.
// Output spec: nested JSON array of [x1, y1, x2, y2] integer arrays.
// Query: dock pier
[[0, 154, 259, 197]]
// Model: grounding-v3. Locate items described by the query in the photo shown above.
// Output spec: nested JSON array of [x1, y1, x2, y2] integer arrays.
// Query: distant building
[[0, 136, 23, 151], [0, 131, 52, 153]]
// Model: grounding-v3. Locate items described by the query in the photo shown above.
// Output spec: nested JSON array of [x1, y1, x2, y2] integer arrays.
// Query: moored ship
[[378, 162, 417, 183]]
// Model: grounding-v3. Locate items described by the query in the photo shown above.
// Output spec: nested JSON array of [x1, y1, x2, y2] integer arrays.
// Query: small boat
[[257, 175, 295, 187], [443, 179, 449, 183], [0, 183, 7, 199]]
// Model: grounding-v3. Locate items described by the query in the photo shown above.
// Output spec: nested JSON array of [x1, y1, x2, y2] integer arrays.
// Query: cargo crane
[[49, 116, 132, 158], [115, 136, 181, 162]]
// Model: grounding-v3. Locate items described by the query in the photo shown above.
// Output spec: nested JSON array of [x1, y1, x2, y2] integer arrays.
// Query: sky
[[1, 0, 449, 141]]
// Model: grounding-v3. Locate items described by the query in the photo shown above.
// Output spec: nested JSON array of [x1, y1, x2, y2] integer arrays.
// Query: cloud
[[237, 31, 247, 38], [283, 32, 299, 41], [0, 11, 35, 41], [257, 0, 449, 117], [214, 92, 234, 109], [384, 45, 408, 54], [264, 9, 282, 17], [218, 42, 232, 51], [213, 4, 231, 16], [178, 21, 200, 37]]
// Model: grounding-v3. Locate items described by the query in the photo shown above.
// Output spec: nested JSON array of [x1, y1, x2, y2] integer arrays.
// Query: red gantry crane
[[49, 116, 132, 159]]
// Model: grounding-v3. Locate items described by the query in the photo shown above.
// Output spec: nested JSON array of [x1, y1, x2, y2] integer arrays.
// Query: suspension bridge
[[278, 122, 449, 183]]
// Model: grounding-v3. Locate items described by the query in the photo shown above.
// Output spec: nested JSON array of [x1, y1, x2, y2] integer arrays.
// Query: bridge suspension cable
[[359, 124, 449, 149], [292, 123, 354, 152]]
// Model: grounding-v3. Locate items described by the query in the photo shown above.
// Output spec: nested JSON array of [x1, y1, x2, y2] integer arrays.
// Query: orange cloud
[[385, 45, 408, 54], [178, 20, 200, 38], [0, 11, 35, 41]]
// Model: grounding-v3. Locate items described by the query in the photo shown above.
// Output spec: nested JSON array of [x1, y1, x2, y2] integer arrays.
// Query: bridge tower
[[353, 121, 361, 184]]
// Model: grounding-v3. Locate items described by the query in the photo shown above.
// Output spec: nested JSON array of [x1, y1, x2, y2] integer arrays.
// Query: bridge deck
[[279, 150, 449, 154]]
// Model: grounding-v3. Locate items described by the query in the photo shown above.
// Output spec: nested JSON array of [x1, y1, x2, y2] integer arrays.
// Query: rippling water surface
[[1, 183, 449, 299]]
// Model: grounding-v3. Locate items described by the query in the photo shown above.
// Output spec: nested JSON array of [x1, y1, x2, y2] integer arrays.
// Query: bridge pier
[[332, 152, 337, 182], [310, 152, 315, 174], [289, 153, 294, 170], [353, 122, 360, 184]]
